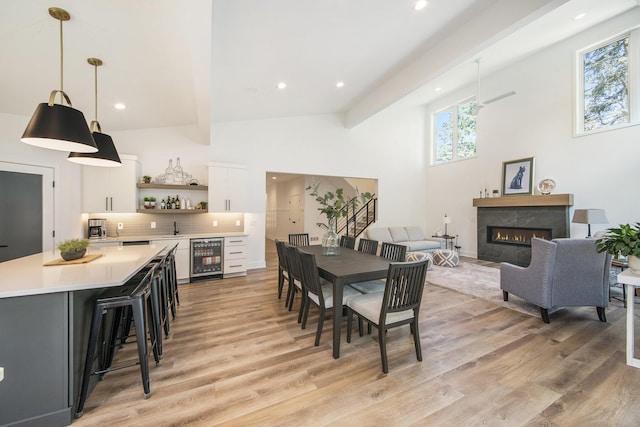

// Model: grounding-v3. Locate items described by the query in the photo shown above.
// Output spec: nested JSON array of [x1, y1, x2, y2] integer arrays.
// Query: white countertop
[[0, 244, 166, 299], [91, 232, 247, 243]]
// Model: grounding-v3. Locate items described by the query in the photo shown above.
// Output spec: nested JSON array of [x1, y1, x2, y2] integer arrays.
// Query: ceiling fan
[[474, 59, 516, 115]]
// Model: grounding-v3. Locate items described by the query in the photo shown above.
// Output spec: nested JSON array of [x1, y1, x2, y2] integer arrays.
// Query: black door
[[0, 170, 43, 262]]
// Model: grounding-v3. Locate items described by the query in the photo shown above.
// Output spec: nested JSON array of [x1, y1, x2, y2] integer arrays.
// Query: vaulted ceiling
[[1, 0, 637, 144]]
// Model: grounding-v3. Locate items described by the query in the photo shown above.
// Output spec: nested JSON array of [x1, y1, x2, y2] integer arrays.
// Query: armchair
[[500, 238, 611, 323]]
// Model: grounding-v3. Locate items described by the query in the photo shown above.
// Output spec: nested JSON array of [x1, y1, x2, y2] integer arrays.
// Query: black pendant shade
[[21, 102, 98, 153], [68, 131, 121, 167]]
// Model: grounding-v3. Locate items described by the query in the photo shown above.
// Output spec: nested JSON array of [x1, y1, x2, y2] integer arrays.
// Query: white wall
[[424, 10, 640, 257], [212, 109, 429, 268]]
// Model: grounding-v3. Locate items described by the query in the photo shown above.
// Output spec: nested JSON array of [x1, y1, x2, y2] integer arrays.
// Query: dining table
[[299, 245, 391, 358]]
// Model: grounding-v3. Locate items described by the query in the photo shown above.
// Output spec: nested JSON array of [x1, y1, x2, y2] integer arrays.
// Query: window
[[577, 30, 639, 134], [433, 98, 477, 164]]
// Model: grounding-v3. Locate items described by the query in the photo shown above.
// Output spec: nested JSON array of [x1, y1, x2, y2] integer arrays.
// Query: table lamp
[[443, 214, 451, 237], [572, 209, 608, 237]]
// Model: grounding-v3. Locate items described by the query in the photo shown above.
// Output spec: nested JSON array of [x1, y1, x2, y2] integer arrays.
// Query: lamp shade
[[68, 132, 122, 167], [21, 103, 97, 153], [572, 209, 609, 225]]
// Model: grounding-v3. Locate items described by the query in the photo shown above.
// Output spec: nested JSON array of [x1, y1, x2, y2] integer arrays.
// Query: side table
[[433, 234, 455, 250], [617, 269, 640, 368]]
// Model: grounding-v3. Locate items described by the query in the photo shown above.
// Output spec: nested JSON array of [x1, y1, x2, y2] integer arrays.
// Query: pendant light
[[21, 7, 97, 153], [68, 58, 122, 167]]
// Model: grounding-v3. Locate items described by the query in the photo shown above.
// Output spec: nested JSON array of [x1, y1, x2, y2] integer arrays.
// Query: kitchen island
[[0, 244, 166, 426]]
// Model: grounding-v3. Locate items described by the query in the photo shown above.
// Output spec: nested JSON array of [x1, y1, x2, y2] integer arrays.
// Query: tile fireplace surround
[[473, 194, 573, 267]]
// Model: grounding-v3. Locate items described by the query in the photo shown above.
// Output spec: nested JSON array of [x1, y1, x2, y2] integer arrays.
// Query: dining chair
[[346, 258, 429, 373], [340, 235, 356, 249], [350, 242, 407, 294], [297, 248, 363, 346], [285, 245, 305, 323], [357, 238, 379, 255], [288, 233, 310, 247], [274, 240, 290, 299]]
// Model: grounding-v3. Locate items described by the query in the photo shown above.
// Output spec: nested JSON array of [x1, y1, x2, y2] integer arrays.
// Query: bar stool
[[75, 266, 159, 418], [164, 243, 180, 319]]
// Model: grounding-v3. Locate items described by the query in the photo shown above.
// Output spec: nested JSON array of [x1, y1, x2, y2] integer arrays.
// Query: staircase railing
[[336, 196, 377, 238]]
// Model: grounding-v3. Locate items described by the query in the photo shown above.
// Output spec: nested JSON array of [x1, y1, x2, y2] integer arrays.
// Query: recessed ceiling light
[[114, 103, 126, 110], [414, 0, 428, 11], [336, 81, 345, 88], [277, 82, 287, 89], [272, 176, 277, 180], [574, 12, 586, 20], [434, 87, 442, 92]]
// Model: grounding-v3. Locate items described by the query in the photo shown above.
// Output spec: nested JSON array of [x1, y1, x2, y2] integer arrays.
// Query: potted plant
[[143, 196, 151, 208], [306, 182, 372, 255], [58, 238, 90, 261], [149, 196, 156, 208], [595, 222, 640, 271], [142, 175, 152, 184]]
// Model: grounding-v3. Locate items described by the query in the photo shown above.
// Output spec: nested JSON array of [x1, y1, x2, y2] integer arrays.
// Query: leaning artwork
[[502, 157, 534, 195]]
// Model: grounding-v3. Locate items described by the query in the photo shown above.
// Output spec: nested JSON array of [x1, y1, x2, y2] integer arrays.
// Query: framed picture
[[502, 157, 534, 196]]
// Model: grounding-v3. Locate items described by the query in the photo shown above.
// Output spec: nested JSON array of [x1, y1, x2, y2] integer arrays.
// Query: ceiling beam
[[344, 0, 570, 129]]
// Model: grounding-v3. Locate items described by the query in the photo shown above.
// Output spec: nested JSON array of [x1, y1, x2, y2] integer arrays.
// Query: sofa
[[364, 226, 445, 253]]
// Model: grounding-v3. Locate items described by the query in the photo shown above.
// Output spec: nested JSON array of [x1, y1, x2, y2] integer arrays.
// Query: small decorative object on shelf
[[492, 189, 500, 198], [58, 238, 89, 261], [174, 157, 185, 184], [142, 175, 151, 184], [537, 179, 556, 195], [164, 159, 174, 184]]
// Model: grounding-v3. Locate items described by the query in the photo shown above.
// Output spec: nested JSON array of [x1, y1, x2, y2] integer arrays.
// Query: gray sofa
[[364, 226, 445, 253]]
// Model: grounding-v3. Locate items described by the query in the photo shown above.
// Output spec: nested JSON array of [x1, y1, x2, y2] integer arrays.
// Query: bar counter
[[0, 244, 166, 426]]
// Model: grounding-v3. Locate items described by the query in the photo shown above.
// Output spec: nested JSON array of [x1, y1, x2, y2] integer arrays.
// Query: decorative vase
[[61, 249, 86, 261], [322, 217, 340, 256], [629, 255, 640, 272]]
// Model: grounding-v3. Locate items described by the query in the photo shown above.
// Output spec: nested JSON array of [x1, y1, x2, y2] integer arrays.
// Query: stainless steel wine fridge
[[190, 238, 224, 280]]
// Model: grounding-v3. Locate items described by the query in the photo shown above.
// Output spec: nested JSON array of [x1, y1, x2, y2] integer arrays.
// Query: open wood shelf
[[137, 183, 208, 191], [136, 209, 208, 214]]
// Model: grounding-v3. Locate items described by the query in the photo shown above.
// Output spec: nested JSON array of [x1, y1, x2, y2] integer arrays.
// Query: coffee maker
[[88, 218, 107, 239]]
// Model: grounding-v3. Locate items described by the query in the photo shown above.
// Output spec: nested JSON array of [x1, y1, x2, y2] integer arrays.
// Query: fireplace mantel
[[473, 194, 573, 208]]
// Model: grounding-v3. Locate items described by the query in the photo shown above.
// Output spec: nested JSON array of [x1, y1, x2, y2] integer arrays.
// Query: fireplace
[[487, 226, 552, 247], [474, 195, 572, 267]]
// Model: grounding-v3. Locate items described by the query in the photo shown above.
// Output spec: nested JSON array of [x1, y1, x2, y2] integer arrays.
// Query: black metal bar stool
[[165, 243, 180, 319], [75, 266, 159, 418]]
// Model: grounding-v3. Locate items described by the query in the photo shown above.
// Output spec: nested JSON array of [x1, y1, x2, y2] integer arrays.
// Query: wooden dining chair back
[[357, 238, 379, 255], [285, 244, 305, 323], [288, 233, 310, 247], [380, 242, 407, 262], [274, 240, 290, 300], [340, 235, 356, 249], [346, 258, 429, 373], [297, 249, 362, 346]]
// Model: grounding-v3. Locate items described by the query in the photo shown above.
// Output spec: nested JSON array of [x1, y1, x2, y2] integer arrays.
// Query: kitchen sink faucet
[[173, 221, 179, 235]]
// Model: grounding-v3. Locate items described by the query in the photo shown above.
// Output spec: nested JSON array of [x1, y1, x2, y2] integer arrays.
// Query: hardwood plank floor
[[72, 241, 640, 426]]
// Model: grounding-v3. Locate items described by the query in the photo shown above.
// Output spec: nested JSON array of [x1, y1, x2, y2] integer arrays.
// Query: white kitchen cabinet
[[82, 155, 140, 213], [150, 238, 190, 283], [224, 236, 247, 277], [207, 163, 247, 212]]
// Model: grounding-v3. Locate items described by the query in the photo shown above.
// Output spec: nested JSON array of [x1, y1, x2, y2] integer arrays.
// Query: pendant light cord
[[59, 16, 64, 104], [94, 63, 98, 123]]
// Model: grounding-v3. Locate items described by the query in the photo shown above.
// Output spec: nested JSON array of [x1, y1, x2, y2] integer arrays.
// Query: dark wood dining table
[[299, 245, 390, 358]]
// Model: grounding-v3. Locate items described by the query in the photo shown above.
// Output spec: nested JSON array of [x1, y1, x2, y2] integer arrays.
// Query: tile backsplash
[[87, 212, 244, 238]]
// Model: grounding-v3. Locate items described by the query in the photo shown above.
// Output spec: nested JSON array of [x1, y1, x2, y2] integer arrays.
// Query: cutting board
[[43, 254, 103, 266]]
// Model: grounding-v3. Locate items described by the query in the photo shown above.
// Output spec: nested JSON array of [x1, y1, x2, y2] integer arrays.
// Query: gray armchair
[[500, 238, 611, 323]]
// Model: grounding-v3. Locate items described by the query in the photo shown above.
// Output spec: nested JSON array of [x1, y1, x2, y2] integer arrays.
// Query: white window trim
[[431, 96, 477, 165], [574, 28, 640, 137]]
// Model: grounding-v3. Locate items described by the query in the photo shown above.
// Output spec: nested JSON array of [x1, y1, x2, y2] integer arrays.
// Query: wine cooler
[[190, 238, 224, 280]]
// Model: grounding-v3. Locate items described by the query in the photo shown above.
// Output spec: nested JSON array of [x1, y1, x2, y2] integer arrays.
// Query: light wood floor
[[73, 241, 640, 426]]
